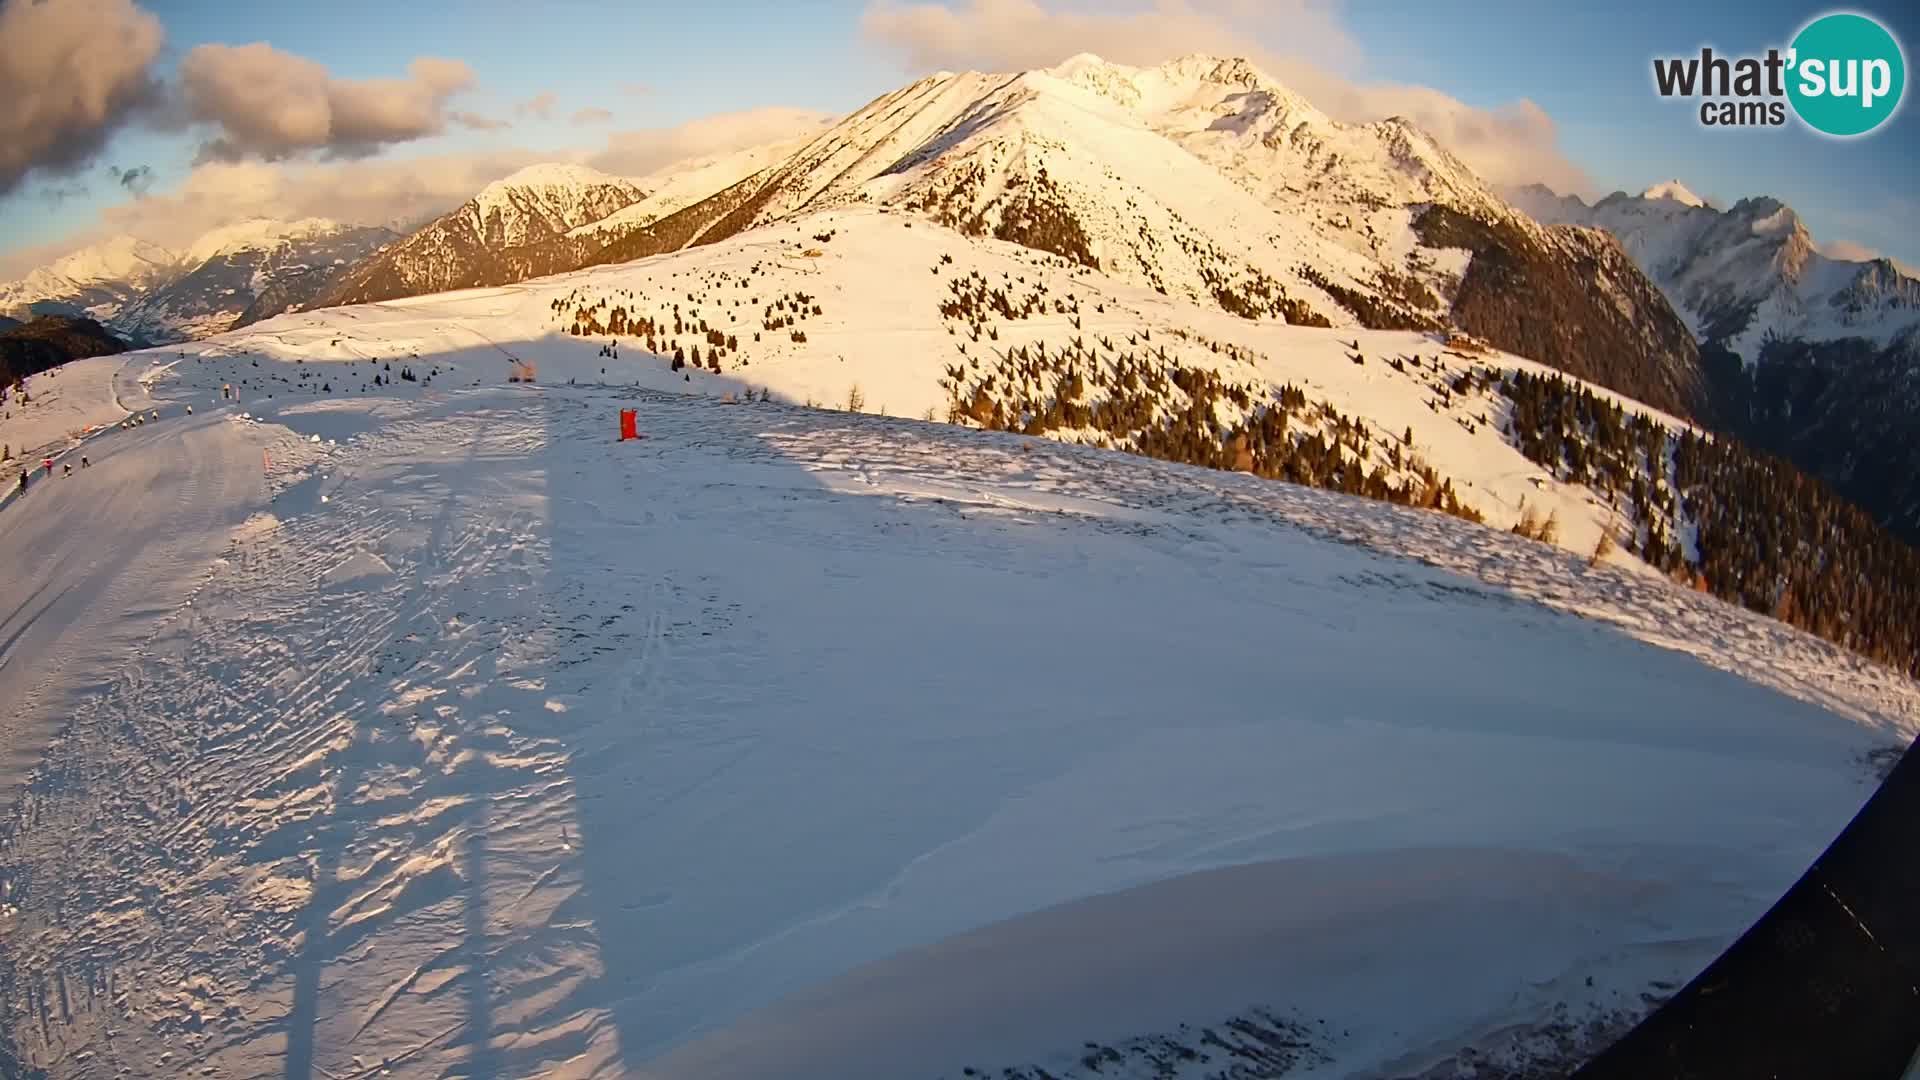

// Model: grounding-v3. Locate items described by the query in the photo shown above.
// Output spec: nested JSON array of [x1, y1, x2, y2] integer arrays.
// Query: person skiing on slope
[[186, 404, 192, 415], [42, 457, 52, 477], [80, 456, 90, 469], [62, 462, 71, 477], [16, 471, 26, 493]]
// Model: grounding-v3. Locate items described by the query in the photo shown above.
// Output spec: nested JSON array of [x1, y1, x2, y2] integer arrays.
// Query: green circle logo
[[1787, 12, 1906, 136]]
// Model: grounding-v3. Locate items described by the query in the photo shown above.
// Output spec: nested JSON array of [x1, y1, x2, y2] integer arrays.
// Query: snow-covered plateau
[[0, 191, 1915, 1080]]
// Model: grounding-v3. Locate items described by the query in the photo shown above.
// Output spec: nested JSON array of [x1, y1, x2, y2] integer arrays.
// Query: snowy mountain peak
[[1641, 180, 1705, 207], [487, 161, 631, 192], [183, 217, 346, 265], [0, 235, 180, 322], [1509, 182, 1920, 357], [1040, 52, 1323, 125], [56, 234, 177, 279], [465, 163, 648, 244], [316, 162, 650, 308]]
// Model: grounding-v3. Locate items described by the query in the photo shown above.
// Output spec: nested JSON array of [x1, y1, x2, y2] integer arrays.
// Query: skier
[[16, 471, 26, 493], [186, 404, 193, 415], [80, 456, 90, 469], [150, 410, 159, 421], [42, 457, 52, 477], [62, 462, 71, 477]]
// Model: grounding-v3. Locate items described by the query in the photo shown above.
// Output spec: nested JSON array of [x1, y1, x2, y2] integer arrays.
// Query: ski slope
[[0, 341, 1913, 1079], [0, 356, 141, 478], [0, 371, 267, 806]]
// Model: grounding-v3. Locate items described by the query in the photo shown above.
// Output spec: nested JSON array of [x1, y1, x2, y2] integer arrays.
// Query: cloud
[[452, 110, 511, 132], [0, 0, 166, 196], [109, 164, 156, 194], [0, 149, 550, 278], [1817, 237, 1917, 275], [515, 91, 558, 119], [1287, 75, 1590, 195], [38, 179, 91, 206], [1819, 238, 1881, 262], [862, 0, 1358, 77], [571, 107, 615, 127], [588, 107, 834, 177], [620, 82, 656, 97], [180, 44, 475, 161], [1822, 194, 1920, 269], [2, 103, 842, 280], [859, 0, 1589, 194]]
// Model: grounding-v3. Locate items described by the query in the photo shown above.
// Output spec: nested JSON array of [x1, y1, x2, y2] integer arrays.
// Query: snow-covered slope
[[466, 163, 649, 245], [1, 308, 1912, 1079], [0, 235, 178, 323], [1507, 182, 1920, 358], [603, 54, 1511, 317], [208, 205, 1685, 569], [315, 165, 648, 307], [257, 55, 1691, 419], [0, 352, 131, 468]]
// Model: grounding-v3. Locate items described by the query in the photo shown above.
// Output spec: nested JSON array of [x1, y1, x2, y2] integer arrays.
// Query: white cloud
[[862, 0, 1359, 74], [588, 107, 834, 177], [180, 45, 475, 161], [571, 107, 615, 127], [0, 150, 548, 277], [859, 0, 1591, 194], [1819, 238, 1881, 262], [451, 110, 511, 132], [0, 107, 841, 279], [1816, 238, 1918, 276], [0, 0, 165, 196], [515, 91, 559, 119]]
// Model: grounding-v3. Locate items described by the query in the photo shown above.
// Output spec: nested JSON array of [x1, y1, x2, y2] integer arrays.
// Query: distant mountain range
[[0, 221, 397, 345], [1505, 180, 1920, 359], [1506, 180, 1920, 541], [313, 164, 648, 308], [0, 315, 129, 387], [311, 140, 820, 309]]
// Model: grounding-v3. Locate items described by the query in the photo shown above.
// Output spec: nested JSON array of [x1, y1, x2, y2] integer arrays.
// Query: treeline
[[944, 336, 1482, 524], [0, 316, 128, 387], [1501, 368, 1920, 676], [550, 278, 829, 374]]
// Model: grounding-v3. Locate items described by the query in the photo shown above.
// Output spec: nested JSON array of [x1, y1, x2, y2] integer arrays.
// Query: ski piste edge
[[1574, 736, 1920, 1079]]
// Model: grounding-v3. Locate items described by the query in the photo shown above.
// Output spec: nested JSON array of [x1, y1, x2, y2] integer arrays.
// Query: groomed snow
[[0, 354, 144, 489], [0, 334, 1913, 1078]]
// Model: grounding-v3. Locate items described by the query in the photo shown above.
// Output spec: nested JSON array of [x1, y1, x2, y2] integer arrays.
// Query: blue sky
[[1342, 0, 1920, 256], [4, 0, 1916, 269]]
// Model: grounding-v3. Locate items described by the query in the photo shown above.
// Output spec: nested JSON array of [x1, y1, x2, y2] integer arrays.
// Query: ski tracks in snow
[[0, 383, 1915, 1079], [0, 400, 608, 1077]]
